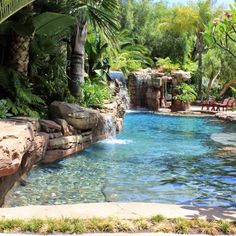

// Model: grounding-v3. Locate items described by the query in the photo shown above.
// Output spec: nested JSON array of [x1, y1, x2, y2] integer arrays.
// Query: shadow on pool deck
[[0, 203, 236, 221], [181, 205, 236, 221]]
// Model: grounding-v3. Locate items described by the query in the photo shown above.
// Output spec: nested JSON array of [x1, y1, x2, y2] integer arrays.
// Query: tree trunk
[[197, 34, 203, 100], [9, 4, 34, 76], [10, 33, 31, 76], [220, 79, 236, 96], [69, 21, 87, 98], [206, 69, 221, 98]]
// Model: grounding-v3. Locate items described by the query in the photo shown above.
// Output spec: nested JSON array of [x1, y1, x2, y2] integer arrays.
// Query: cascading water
[[101, 114, 116, 138], [120, 86, 130, 110]]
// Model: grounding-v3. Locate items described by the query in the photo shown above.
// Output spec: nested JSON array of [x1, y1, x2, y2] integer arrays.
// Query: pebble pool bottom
[[5, 112, 236, 208]]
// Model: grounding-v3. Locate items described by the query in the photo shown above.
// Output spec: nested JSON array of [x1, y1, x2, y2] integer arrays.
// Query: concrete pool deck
[[0, 203, 236, 221]]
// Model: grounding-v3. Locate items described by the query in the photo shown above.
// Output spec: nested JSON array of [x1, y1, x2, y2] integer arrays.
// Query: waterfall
[[120, 86, 130, 110], [102, 114, 116, 138]]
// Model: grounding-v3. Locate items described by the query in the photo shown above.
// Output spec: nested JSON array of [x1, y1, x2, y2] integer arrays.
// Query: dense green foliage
[[80, 80, 112, 108], [174, 83, 197, 103], [0, 0, 236, 118]]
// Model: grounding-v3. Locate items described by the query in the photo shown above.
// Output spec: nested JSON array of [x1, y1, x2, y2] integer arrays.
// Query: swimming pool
[[5, 112, 236, 207]]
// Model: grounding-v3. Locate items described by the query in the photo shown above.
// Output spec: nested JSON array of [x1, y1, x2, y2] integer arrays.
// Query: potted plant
[[171, 83, 197, 112]]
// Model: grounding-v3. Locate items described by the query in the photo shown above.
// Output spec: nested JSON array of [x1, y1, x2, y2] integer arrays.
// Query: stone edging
[[0, 93, 128, 206]]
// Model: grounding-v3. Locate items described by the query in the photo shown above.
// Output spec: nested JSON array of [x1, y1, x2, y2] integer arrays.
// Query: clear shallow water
[[5, 113, 236, 207]]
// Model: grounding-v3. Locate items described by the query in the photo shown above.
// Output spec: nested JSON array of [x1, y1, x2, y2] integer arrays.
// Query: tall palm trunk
[[10, 33, 31, 76], [197, 34, 203, 100], [69, 21, 87, 98], [9, 4, 33, 76]]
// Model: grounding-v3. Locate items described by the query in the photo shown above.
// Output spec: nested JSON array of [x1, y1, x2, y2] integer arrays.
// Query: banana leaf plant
[[85, 33, 110, 81]]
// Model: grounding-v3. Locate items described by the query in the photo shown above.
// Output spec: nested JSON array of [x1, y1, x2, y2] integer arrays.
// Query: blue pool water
[[5, 113, 236, 207]]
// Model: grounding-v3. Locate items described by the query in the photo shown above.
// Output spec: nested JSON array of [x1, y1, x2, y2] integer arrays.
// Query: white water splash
[[102, 114, 116, 138], [126, 109, 150, 113], [100, 138, 133, 145]]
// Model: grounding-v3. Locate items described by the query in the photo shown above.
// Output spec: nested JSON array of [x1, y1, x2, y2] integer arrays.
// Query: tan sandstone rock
[[9, 117, 40, 132], [0, 121, 34, 177], [54, 119, 70, 136], [42, 145, 84, 163], [49, 101, 99, 130], [48, 135, 83, 150], [39, 119, 62, 133]]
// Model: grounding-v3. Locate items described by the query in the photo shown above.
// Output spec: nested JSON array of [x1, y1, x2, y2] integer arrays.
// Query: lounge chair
[[214, 98, 235, 111], [201, 97, 216, 111]]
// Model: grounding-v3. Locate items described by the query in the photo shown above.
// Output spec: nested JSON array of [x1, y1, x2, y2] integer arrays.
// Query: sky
[[169, 0, 235, 8]]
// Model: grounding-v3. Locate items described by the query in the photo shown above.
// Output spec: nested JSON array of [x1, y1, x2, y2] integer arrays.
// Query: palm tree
[[7, 4, 34, 76], [66, 0, 120, 97]]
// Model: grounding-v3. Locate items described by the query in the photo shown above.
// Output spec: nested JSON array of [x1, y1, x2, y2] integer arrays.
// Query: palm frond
[[66, 0, 120, 42]]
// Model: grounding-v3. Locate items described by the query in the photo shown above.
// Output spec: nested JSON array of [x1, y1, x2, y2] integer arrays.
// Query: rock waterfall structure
[[127, 69, 191, 111], [0, 83, 128, 206]]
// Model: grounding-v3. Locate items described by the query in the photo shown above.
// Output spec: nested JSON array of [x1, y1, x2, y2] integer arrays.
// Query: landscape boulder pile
[[0, 90, 128, 206]]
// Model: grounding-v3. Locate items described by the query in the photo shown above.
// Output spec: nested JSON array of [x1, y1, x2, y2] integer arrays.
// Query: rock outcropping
[[0, 88, 128, 206], [0, 120, 48, 206], [127, 69, 191, 111]]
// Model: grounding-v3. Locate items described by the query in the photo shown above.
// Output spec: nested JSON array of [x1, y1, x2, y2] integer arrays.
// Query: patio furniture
[[201, 97, 216, 111], [214, 97, 235, 111]]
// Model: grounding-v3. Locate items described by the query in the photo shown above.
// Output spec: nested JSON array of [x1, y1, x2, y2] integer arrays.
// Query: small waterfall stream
[[101, 114, 116, 138]]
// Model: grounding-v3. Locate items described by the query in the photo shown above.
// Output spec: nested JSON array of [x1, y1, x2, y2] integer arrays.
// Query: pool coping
[[127, 106, 236, 119], [0, 202, 235, 221]]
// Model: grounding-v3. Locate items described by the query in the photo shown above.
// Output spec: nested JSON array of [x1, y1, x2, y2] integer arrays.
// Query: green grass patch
[[151, 214, 166, 223], [0, 216, 235, 234]]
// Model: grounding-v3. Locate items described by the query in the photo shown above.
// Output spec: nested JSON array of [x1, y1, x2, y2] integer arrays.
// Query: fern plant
[[0, 99, 12, 119], [0, 66, 45, 117], [29, 35, 75, 105]]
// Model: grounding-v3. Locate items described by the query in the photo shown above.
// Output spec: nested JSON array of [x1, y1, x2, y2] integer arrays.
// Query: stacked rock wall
[[127, 70, 191, 111], [0, 89, 128, 206], [127, 71, 171, 111]]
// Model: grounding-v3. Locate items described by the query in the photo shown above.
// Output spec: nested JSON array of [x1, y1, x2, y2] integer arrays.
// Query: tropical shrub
[[0, 99, 11, 119], [0, 66, 45, 117], [29, 35, 75, 105], [174, 83, 197, 103], [108, 31, 153, 76], [85, 32, 110, 80], [155, 57, 180, 72], [80, 80, 112, 108]]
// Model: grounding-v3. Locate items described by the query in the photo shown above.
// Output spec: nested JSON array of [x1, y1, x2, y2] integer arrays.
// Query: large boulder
[[49, 101, 100, 130], [0, 121, 34, 177], [171, 70, 191, 83]]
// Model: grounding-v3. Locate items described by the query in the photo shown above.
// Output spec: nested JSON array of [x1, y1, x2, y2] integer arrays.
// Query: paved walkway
[[0, 203, 236, 221]]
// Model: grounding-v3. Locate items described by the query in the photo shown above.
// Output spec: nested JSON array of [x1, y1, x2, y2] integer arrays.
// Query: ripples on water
[[5, 113, 236, 207]]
